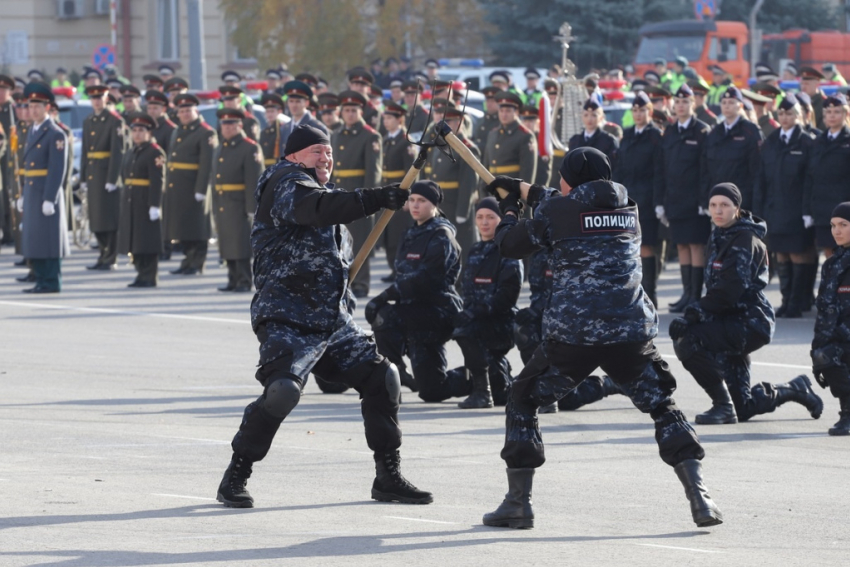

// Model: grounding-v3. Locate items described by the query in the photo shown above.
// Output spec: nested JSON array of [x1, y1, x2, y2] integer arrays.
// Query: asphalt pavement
[[0, 243, 847, 567]]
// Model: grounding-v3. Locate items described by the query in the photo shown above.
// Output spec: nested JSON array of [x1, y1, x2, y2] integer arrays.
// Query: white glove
[[42, 201, 55, 216], [16, 197, 23, 213], [149, 206, 161, 221], [194, 192, 206, 202], [803, 215, 814, 229], [456, 216, 467, 224], [79, 182, 88, 193], [105, 183, 118, 192], [654, 205, 669, 227], [698, 206, 708, 216]]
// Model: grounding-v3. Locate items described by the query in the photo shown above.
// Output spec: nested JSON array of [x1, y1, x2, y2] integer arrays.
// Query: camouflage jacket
[[692, 212, 774, 341], [526, 247, 553, 316], [460, 239, 522, 316], [496, 180, 657, 346], [250, 160, 383, 333], [813, 244, 850, 348], [389, 216, 462, 317]]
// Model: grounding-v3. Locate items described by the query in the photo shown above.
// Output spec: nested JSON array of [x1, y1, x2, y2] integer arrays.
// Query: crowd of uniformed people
[[3, 54, 850, 528]]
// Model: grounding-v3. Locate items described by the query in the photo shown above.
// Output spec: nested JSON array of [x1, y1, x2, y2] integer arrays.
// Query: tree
[[478, 0, 692, 73]]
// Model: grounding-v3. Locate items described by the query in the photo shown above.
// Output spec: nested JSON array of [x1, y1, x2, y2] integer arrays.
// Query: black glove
[[365, 290, 392, 325], [515, 307, 539, 326], [668, 317, 690, 340], [499, 196, 523, 217], [682, 304, 703, 325], [485, 176, 522, 201], [377, 183, 409, 211], [453, 309, 475, 328]]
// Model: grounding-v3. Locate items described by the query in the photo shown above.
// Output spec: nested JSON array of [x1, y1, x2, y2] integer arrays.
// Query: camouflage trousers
[[501, 340, 704, 469], [675, 318, 777, 422]]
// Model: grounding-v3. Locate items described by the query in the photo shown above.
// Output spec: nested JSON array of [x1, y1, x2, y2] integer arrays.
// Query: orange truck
[[634, 19, 850, 86]]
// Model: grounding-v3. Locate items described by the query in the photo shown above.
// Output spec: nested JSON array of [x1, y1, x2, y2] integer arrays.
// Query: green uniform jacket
[[259, 122, 282, 168], [407, 104, 430, 138], [165, 117, 217, 241], [152, 115, 177, 152], [80, 109, 125, 232], [382, 129, 414, 184], [758, 113, 780, 139], [811, 91, 826, 132], [473, 112, 500, 152], [218, 113, 260, 144], [331, 119, 382, 191], [211, 133, 262, 260], [118, 141, 165, 255], [482, 119, 537, 187]]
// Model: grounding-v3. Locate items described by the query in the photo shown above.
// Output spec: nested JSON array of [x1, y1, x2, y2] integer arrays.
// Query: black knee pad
[[382, 359, 401, 404], [371, 304, 398, 332], [514, 322, 540, 355], [672, 334, 700, 362], [262, 376, 302, 419]]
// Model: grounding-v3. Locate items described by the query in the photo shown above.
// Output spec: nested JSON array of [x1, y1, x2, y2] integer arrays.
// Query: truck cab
[[634, 20, 749, 85]]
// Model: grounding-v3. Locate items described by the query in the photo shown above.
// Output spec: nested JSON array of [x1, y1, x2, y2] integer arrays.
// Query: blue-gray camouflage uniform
[[494, 180, 704, 469], [231, 160, 402, 463], [453, 239, 523, 405], [370, 215, 469, 403], [671, 212, 785, 421]]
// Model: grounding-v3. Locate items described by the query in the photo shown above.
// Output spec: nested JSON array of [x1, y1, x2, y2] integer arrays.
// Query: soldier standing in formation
[[754, 94, 817, 318], [19, 83, 68, 293], [165, 93, 217, 275], [331, 90, 382, 298], [483, 92, 536, 199], [519, 105, 552, 187], [258, 93, 286, 168], [0, 75, 14, 247], [379, 101, 413, 283], [211, 108, 262, 293], [80, 83, 125, 271], [425, 106, 480, 265], [317, 94, 342, 133], [144, 90, 176, 261], [474, 86, 501, 151], [401, 81, 429, 138], [658, 84, 712, 313], [279, 80, 327, 149], [118, 112, 166, 288], [568, 99, 618, 163], [219, 85, 260, 142], [799, 66, 826, 131]]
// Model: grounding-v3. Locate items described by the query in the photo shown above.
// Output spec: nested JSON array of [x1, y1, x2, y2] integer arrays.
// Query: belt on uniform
[[88, 151, 111, 159], [382, 170, 405, 180], [553, 148, 566, 157], [23, 169, 48, 177], [215, 184, 246, 191], [263, 158, 277, 166], [490, 164, 520, 174], [169, 162, 200, 170], [334, 169, 366, 178], [124, 179, 151, 187], [437, 181, 459, 189]]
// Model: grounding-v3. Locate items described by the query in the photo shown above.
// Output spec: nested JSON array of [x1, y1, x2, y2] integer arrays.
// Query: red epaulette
[[770, 119, 780, 129], [201, 122, 215, 131], [517, 123, 531, 135], [243, 137, 257, 145], [705, 109, 717, 119], [151, 142, 162, 151], [363, 124, 377, 134], [462, 137, 475, 149], [165, 118, 177, 128], [109, 110, 123, 121]]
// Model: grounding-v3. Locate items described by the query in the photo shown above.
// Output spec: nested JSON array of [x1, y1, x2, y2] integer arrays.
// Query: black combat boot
[[458, 372, 493, 409], [782, 264, 806, 319], [399, 366, 418, 393], [829, 396, 850, 436], [641, 256, 657, 307], [668, 264, 692, 312], [774, 375, 824, 419], [216, 453, 254, 508], [371, 451, 433, 504], [482, 468, 535, 529], [775, 261, 792, 317], [674, 459, 723, 527], [695, 381, 738, 425]]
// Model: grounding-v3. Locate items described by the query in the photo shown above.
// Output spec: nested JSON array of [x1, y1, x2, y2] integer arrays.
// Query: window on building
[[227, 21, 257, 63], [157, 0, 179, 60]]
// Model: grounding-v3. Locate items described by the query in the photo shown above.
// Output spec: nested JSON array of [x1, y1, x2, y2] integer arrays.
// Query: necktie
[[782, 134, 788, 144]]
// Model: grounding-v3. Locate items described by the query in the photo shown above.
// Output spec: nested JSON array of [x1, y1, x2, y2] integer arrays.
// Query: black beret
[[559, 147, 611, 189], [410, 180, 443, 206]]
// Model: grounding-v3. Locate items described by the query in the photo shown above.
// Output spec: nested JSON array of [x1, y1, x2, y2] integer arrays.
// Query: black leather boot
[[775, 261, 792, 317], [668, 264, 692, 311], [690, 264, 704, 302], [802, 263, 818, 312], [674, 459, 723, 527], [695, 381, 738, 425], [371, 451, 433, 504], [775, 375, 824, 419], [458, 372, 494, 409], [829, 396, 850, 436], [641, 256, 657, 307], [216, 453, 255, 508], [482, 468, 535, 529], [399, 366, 419, 392]]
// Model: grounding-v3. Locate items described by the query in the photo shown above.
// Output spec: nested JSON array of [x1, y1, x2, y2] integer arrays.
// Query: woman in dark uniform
[[613, 91, 664, 305], [810, 202, 850, 436], [804, 95, 850, 258], [366, 181, 470, 403], [567, 98, 619, 163], [670, 183, 823, 424], [754, 93, 817, 318], [454, 197, 523, 409]]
